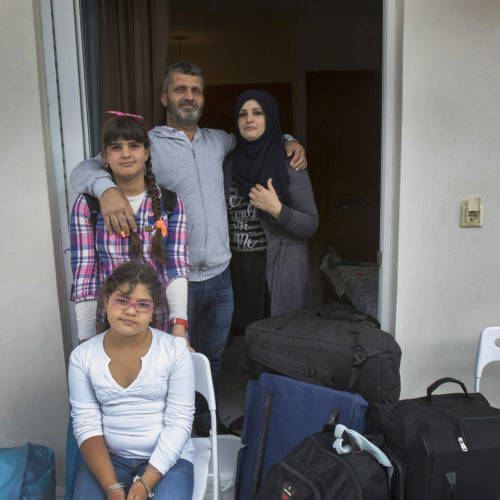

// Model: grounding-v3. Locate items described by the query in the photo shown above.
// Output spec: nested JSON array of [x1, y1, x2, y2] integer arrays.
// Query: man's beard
[[167, 100, 203, 127]]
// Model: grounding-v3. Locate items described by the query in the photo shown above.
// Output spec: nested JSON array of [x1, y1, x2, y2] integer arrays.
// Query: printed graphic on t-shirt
[[227, 184, 267, 252]]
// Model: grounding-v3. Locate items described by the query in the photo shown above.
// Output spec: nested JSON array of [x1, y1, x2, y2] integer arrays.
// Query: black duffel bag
[[256, 413, 392, 500], [245, 302, 401, 402], [367, 377, 500, 500]]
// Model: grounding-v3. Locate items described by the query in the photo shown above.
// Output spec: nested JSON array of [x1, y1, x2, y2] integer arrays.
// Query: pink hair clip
[[106, 110, 144, 121], [103, 110, 145, 130]]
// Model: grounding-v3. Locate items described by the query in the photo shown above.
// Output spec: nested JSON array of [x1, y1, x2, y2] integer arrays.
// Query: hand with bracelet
[[126, 465, 161, 499], [105, 482, 126, 500], [127, 476, 155, 499]]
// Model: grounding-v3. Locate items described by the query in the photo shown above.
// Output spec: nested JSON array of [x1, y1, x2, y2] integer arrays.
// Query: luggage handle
[[322, 408, 340, 433], [426, 377, 469, 402], [251, 391, 274, 500]]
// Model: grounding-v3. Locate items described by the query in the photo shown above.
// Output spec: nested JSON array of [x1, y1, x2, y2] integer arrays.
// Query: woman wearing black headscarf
[[224, 89, 319, 331]]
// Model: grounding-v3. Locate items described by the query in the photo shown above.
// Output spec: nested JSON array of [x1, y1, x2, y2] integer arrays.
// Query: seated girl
[[68, 261, 195, 499], [70, 112, 190, 347]]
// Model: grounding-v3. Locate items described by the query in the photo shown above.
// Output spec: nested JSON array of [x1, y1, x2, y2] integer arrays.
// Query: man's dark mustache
[[179, 99, 196, 107]]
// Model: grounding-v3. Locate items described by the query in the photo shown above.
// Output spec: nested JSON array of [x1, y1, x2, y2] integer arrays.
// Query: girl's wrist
[[145, 463, 162, 476], [105, 483, 125, 498], [106, 490, 125, 499], [171, 323, 187, 338], [133, 475, 155, 497], [169, 317, 188, 329], [105, 482, 125, 495]]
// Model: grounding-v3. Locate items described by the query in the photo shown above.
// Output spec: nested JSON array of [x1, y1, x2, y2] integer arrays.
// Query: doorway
[[168, 0, 384, 311], [306, 70, 381, 263]]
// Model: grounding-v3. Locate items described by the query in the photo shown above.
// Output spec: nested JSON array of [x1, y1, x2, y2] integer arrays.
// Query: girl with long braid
[[70, 112, 190, 348]]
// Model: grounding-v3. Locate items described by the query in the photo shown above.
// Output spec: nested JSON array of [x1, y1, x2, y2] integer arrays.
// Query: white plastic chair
[[474, 326, 500, 392], [191, 353, 220, 500]]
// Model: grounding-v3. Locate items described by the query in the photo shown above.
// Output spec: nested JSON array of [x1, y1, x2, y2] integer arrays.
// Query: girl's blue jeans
[[72, 454, 194, 499]]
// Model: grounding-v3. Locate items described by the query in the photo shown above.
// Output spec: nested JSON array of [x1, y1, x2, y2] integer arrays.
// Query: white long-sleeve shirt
[[68, 328, 195, 474]]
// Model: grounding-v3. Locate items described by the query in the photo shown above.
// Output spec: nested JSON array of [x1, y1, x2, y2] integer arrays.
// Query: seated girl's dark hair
[[102, 116, 168, 262], [100, 261, 164, 329]]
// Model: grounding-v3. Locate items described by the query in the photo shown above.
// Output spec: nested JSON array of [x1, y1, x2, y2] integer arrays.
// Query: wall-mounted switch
[[460, 197, 483, 227]]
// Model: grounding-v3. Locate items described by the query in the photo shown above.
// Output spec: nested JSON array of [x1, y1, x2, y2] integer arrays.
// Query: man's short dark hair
[[162, 61, 204, 93]]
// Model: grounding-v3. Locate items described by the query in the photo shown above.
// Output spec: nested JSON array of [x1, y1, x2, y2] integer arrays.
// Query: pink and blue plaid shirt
[[70, 188, 189, 331]]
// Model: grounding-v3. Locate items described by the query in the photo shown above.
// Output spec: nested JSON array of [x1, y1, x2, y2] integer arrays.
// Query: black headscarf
[[232, 89, 290, 199]]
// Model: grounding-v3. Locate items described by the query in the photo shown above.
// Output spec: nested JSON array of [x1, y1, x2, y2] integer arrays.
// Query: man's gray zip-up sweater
[[70, 126, 235, 282]]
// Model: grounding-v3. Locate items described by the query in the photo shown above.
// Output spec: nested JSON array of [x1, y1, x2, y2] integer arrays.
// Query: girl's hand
[[126, 481, 149, 500], [249, 179, 282, 219], [107, 489, 126, 500], [172, 324, 195, 352]]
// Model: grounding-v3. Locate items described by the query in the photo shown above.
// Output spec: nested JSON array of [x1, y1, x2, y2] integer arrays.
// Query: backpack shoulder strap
[[160, 187, 178, 217], [83, 193, 100, 228]]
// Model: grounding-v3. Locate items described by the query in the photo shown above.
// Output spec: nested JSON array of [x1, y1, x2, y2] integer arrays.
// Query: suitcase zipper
[[457, 436, 468, 452]]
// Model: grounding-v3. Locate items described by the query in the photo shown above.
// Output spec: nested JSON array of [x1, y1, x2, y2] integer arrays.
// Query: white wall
[[0, 0, 69, 488], [396, 0, 500, 404]]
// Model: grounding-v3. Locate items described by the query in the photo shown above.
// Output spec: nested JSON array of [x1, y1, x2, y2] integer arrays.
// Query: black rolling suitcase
[[367, 377, 500, 500], [245, 302, 401, 402]]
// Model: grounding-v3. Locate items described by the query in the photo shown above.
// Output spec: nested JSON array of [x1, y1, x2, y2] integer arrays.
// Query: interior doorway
[[168, 0, 384, 314], [306, 70, 381, 263]]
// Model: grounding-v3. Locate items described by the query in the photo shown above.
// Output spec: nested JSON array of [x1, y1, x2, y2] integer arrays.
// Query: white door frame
[[378, 0, 402, 333], [41, 0, 90, 352]]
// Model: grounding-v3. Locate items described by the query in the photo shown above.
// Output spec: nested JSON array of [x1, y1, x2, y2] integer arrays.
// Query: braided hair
[[145, 157, 168, 263]]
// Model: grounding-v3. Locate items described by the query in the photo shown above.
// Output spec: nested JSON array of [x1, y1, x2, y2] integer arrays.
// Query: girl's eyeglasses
[[111, 297, 154, 313]]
